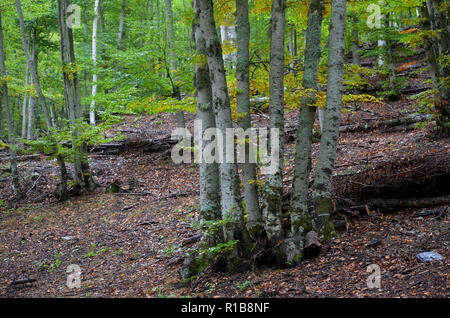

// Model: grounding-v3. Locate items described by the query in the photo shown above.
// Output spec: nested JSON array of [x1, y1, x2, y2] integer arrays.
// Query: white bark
[[311, 0, 347, 241], [198, 0, 250, 267], [16, 0, 51, 130], [262, 0, 286, 244], [290, 0, 324, 238], [0, 9, 22, 197], [21, 59, 30, 138], [90, 0, 100, 125]]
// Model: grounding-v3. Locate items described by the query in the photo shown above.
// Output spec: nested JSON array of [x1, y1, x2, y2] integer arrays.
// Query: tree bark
[[117, 0, 127, 50], [311, 0, 347, 242], [0, 9, 23, 198], [164, 0, 185, 132], [193, 0, 222, 246], [15, 0, 51, 130], [236, 0, 261, 239], [57, 0, 95, 191], [198, 0, 250, 269], [290, 0, 324, 238], [90, 0, 100, 125], [21, 58, 30, 138], [262, 0, 286, 246]]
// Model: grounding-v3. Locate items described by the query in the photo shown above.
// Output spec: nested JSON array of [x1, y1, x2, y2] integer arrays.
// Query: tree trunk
[[426, 0, 449, 135], [290, 0, 324, 238], [262, 0, 286, 247], [117, 0, 127, 50], [21, 58, 30, 138], [311, 0, 347, 242], [198, 0, 250, 270], [351, 16, 360, 66], [90, 0, 100, 125], [0, 9, 23, 198], [57, 0, 95, 191], [15, 0, 51, 130], [164, 0, 185, 132], [236, 0, 261, 238], [193, 0, 221, 246]]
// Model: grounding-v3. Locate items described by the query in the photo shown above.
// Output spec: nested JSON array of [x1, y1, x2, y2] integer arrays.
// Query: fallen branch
[[9, 278, 36, 286], [181, 233, 201, 246], [121, 203, 140, 211], [339, 114, 430, 133], [352, 195, 450, 212]]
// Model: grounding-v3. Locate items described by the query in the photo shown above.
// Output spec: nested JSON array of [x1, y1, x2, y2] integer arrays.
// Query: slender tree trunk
[[236, 0, 261, 238], [164, 0, 185, 132], [385, 14, 397, 96], [21, 59, 30, 138], [27, 96, 35, 140], [15, 0, 51, 130], [83, 11, 88, 115], [90, 0, 100, 125], [198, 0, 250, 270], [0, 9, 23, 198], [192, 0, 221, 246], [262, 0, 286, 246], [351, 16, 360, 66], [311, 0, 347, 242], [425, 0, 449, 135], [290, 0, 324, 239], [97, 0, 104, 33], [57, 0, 95, 191], [182, 0, 192, 52], [117, 0, 127, 50]]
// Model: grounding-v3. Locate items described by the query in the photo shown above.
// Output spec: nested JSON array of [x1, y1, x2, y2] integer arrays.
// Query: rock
[[61, 236, 76, 240], [416, 251, 444, 262]]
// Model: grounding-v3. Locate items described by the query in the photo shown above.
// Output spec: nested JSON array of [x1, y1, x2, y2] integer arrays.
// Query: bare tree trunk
[[117, 0, 127, 50], [290, 0, 324, 239], [57, 0, 95, 191], [182, 0, 192, 52], [90, 0, 100, 125], [0, 9, 23, 198], [164, 0, 185, 132], [21, 58, 30, 138], [82, 11, 88, 115], [15, 0, 51, 130], [425, 0, 449, 135], [311, 0, 347, 242], [351, 16, 360, 66], [262, 0, 286, 247], [198, 0, 250, 270], [193, 0, 221, 246], [236, 0, 261, 238]]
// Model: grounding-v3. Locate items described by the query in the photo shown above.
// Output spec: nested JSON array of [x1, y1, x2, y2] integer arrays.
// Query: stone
[[416, 251, 444, 262]]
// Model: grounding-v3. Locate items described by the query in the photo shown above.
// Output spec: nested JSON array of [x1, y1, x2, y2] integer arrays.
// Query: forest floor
[[0, 52, 448, 298]]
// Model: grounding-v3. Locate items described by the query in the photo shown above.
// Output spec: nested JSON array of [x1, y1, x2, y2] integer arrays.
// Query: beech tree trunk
[[236, 0, 262, 239], [193, 0, 221, 246], [424, 0, 449, 135], [311, 0, 347, 242], [90, 0, 100, 125], [15, 0, 51, 130], [21, 59, 30, 138], [117, 0, 127, 50], [198, 0, 250, 270], [57, 0, 95, 191], [164, 0, 185, 132], [290, 0, 324, 238], [262, 0, 286, 246], [0, 9, 23, 198]]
